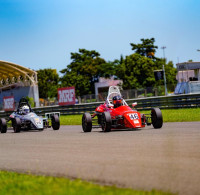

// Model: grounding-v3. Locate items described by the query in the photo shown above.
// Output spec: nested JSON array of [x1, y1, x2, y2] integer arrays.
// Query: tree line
[[37, 38, 177, 98]]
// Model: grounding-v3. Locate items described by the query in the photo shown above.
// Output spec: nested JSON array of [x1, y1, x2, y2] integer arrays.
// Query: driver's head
[[112, 95, 123, 108], [21, 105, 30, 114]]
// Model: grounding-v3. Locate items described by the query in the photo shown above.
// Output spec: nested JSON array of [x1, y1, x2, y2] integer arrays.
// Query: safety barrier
[[0, 93, 200, 118]]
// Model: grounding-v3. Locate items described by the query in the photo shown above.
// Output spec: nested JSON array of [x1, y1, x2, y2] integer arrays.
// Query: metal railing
[[37, 85, 175, 106], [0, 93, 200, 118]]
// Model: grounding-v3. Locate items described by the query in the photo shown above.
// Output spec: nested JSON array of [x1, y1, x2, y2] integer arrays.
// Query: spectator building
[[175, 62, 200, 94], [0, 61, 39, 110]]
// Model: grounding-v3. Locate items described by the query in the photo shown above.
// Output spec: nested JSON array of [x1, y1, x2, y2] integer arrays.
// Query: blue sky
[[0, 0, 200, 72]]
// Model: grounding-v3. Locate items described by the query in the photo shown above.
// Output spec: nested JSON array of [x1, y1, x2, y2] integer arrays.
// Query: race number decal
[[34, 118, 42, 125], [128, 113, 139, 120]]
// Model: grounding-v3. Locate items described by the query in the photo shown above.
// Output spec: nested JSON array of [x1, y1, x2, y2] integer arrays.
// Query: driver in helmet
[[112, 95, 123, 108], [21, 105, 30, 115]]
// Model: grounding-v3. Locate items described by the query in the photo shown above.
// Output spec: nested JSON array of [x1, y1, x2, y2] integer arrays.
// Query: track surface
[[0, 122, 200, 195]]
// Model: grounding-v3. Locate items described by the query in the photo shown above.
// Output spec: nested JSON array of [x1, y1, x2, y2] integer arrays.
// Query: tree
[[60, 49, 116, 96], [116, 53, 161, 89], [130, 38, 158, 58], [37, 69, 59, 99], [116, 38, 177, 90]]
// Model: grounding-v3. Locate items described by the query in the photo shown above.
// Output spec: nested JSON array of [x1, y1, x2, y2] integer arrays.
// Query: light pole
[[161, 46, 166, 60], [163, 65, 168, 96], [161, 46, 168, 96]]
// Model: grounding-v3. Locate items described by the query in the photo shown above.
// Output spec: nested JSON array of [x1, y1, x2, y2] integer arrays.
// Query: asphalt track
[[0, 122, 200, 195]]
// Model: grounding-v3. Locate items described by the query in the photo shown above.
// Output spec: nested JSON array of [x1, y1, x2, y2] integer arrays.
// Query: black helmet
[[112, 95, 122, 108]]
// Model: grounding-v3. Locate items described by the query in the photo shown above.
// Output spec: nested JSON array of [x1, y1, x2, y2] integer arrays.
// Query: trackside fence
[[38, 85, 176, 106], [0, 93, 200, 118]]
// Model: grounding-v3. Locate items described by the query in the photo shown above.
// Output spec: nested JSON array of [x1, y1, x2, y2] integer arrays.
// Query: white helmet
[[21, 105, 30, 114]]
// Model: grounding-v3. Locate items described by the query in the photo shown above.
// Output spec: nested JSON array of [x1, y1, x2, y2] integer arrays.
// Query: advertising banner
[[58, 86, 75, 106], [3, 96, 15, 111]]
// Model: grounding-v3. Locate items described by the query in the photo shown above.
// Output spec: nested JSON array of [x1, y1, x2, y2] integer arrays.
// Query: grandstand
[[0, 61, 39, 110]]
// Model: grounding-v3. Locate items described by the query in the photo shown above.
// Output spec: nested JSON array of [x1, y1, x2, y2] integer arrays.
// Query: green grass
[[60, 115, 82, 125], [0, 171, 174, 195], [142, 108, 200, 122], [59, 108, 200, 125], [163, 108, 200, 122]]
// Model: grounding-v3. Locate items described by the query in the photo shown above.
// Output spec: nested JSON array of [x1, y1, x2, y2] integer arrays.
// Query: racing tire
[[82, 113, 92, 132], [101, 112, 112, 132], [151, 108, 163, 129], [13, 118, 21, 133], [0, 118, 7, 133], [51, 115, 60, 130]]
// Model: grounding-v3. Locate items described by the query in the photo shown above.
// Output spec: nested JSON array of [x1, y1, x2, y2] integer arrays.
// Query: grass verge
[[0, 171, 174, 195], [59, 108, 200, 125]]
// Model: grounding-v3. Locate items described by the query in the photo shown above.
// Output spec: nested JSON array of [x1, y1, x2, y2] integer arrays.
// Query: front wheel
[[151, 108, 163, 129], [0, 118, 7, 133], [51, 115, 60, 130], [101, 112, 112, 132], [13, 118, 21, 133], [82, 113, 92, 132]]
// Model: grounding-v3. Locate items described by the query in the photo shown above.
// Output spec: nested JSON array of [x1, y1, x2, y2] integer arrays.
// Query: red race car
[[82, 86, 163, 132]]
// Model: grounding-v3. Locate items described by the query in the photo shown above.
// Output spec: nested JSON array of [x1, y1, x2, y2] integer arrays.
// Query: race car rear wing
[[45, 112, 60, 119]]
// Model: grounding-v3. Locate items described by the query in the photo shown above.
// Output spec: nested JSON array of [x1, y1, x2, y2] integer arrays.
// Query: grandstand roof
[[0, 61, 37, 89]]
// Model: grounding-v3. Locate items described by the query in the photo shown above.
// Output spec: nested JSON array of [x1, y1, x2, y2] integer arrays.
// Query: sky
[[0, 0, 200, 73]]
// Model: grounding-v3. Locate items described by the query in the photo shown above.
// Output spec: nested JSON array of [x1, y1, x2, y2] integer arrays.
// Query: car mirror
[[132, 102, 137, 107]]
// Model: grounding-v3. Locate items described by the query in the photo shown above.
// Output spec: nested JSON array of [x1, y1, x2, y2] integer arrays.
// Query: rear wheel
[[0, 118, 7, 133], [101, 112, 112, 132], [13, 118, 21, 133], [82, 113, 92, 132], [151, 108, 163, 129], [51, 115, 60, 130]]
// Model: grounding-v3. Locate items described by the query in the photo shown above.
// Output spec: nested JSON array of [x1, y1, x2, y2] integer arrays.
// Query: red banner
[[58, 87, 75, 106], [3, 96, 15, 111]]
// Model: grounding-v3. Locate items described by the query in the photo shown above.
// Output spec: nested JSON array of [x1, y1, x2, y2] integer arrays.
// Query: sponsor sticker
[[133, 120, 139, 124]]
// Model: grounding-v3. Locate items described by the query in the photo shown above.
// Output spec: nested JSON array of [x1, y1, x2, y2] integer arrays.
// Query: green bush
[[25, 96, 35, 107]]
